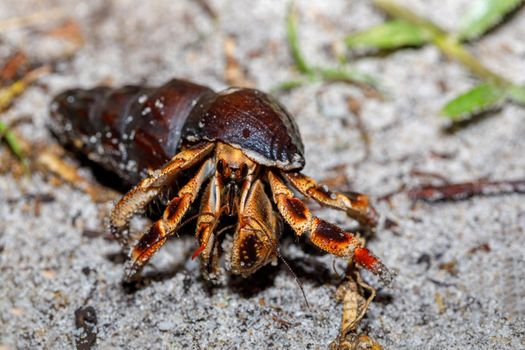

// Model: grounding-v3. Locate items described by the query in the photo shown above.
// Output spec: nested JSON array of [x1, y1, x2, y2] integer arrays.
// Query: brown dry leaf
[[330, 271, 382, 350], [347, 95, 362, 116], [435, 292, 446, 314], [223, 35, 254, 87], [0, 51, 28, 83], [47, 19, 85, 47], [438, 260, 458, 276], [0, 149, 27, 177], [36, 147, 119, 203]]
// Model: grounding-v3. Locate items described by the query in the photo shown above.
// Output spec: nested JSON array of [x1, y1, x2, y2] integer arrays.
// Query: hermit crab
[[50, 78, 389, 282]]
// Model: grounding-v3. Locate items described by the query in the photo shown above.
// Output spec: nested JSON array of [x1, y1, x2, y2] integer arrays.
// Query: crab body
[[50, 78, 387, 281]]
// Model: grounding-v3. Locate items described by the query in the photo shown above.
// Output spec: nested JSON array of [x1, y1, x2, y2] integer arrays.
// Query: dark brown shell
[[50, 79, 214, 183], [183, 88, 305, 170], [50, 79, 305, 184]]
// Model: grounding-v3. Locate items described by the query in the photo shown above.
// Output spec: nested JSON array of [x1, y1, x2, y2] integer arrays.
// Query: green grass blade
[[345, 20, 432, 50], [0, 120, 28, 168], [508, 85, 525, 104], [286, 3, 313, 74], [441, 83, 506, 120], [459, 0, 523, 40]]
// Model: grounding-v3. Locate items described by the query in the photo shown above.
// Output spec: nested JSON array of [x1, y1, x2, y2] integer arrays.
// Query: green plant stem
[[0, 120, 28, 169], [372, 0, 511, 87], [286, 3, 314, 75], [279, 2, 381, 92], [433, 36, 507, 85], [373, 0, 443, 37]]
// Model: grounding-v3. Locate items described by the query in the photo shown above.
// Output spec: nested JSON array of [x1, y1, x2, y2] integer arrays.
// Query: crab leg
[[110, 142, 214, 245], [282, 172, 378, 228], [124, 158, 214, 279], [268, 171, 389, 281], [231, 179, 279, 277], [193, 170, 222, 277]]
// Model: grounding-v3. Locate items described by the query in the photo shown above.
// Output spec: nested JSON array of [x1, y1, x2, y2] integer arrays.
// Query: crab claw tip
[[354, 247, 393, 285]]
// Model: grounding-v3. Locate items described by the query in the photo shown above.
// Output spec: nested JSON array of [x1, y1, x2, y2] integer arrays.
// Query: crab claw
[[353, 247, 393, 285]]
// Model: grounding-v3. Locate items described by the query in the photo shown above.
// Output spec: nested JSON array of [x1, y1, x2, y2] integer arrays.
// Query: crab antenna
[[245, 216, 310, 309], [332, 259, 345, 280], [276, 249, 311, 309]]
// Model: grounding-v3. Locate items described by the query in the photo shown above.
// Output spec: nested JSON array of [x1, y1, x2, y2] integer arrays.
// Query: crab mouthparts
[[224, 182, 239, 216]]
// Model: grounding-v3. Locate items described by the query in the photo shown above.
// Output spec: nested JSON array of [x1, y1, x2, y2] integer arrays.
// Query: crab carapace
[[50, 78, 389, 282]]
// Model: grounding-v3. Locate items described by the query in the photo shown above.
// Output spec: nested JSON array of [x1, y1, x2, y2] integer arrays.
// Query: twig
[[196, 0, 218, 20], [407, 179, 525, 202], [377, 183, 407, 203], [409, 169, 450, 183], [0, 65, 51, 111]]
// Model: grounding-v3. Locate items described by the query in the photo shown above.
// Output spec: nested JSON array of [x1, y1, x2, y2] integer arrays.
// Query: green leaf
[[345, 20, 432, 50], [507, 85, 525, 104], [459, 0, 524, 40], [441, 83, 506, 120], [286, 3, 313, 74]]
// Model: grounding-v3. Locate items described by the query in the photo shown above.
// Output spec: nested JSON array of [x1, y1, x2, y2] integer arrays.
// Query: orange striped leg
[[268, 171, 389, 281], [283, 172, 378, 228], [110, 143, 214, 246], [193, 171, 222, 279], [231, 179, 279, 277], [124, 159, 214, 279]]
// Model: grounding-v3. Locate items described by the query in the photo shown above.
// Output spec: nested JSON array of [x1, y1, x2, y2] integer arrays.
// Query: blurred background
[[0, 0, 524, 349]]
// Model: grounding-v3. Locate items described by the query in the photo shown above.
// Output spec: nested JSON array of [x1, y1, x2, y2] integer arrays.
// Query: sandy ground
[[1, 0, 524, 349]]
